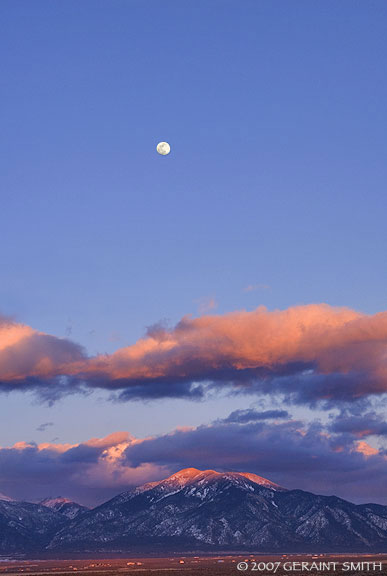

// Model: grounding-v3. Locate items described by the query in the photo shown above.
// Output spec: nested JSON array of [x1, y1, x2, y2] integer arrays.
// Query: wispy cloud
[[36, 422, 54, 432], [243, 284, 271, 293], [220, 408, 290, 424], [194, 296, 218, 315]]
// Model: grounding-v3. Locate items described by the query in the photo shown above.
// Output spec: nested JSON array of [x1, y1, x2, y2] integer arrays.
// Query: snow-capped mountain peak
[[167, 467, 205, 482], [39, 496, 88, 520], [158, 468, 283, 492]]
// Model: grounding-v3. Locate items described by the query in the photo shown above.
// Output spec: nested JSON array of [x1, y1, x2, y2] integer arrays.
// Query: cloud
[[1, 413, 387, 506], [0, 315, 85, 403], [329, 410, 387, 438], [36, 422, 54, 432], [194, 296, 218, 315], [0, 432, 168, 507], [122, 418, 387, 504], [244, 284, 271, 293], [220, 408, 290, 423], [0, 304, 386, 405], [355, 440, 379, 457]]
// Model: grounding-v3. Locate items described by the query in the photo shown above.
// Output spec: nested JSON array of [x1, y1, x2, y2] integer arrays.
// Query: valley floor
[[0, 555, 387, 576]]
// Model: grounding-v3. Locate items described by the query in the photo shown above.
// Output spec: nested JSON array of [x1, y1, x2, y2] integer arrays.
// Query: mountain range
[[1, 467, 387, 555]]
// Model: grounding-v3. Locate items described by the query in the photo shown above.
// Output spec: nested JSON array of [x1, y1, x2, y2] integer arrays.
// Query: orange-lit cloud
[[355, 441, 379, 457], [0, 304, 386, 404]]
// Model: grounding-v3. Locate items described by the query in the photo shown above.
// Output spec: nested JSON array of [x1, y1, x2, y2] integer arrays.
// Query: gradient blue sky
[[0, 0, 386, 478]]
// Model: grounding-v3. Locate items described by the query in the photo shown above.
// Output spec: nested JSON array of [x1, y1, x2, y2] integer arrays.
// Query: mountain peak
[[39, 497, 88, 520], [159, 467, 283, 491], [40, 497, 72, 507], [168, 468, 203, 480], [159, 468, 208, 488], [0, 491, 13, 501]]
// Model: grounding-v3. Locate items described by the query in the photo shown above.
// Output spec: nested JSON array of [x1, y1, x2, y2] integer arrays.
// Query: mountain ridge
[[1, 468, 387, 555]]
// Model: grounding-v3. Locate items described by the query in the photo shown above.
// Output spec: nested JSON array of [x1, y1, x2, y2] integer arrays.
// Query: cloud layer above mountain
[[1, 303, 386, 405], [0, 432, 168, 506], [0, 410, 386, 506]]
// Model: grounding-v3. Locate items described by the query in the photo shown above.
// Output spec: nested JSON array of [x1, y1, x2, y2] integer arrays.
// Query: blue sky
[[2, 0, 386, 348], [0, 1, 386, 502]]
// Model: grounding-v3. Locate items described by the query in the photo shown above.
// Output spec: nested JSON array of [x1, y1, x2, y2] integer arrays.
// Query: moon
[[157, 141, 171, 156]]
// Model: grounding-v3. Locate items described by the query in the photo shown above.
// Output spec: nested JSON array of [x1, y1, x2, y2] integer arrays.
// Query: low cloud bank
[[1, 410, 386, 506]]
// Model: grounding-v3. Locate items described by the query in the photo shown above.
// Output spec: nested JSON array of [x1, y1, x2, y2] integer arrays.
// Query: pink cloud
[[354, 440, 380, 457]]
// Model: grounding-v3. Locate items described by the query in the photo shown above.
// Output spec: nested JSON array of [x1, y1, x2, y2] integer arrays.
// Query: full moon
[[156, 141, 171, 155]]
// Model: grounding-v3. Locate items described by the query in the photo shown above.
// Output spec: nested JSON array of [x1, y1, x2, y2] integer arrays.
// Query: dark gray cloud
[[220, 408, 290, 424], [123, 418, 387, 504], [329, 410, 387, 437], [36, 422, 54, 432]]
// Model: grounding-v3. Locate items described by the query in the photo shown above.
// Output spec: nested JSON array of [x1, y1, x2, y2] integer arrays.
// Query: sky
[[0, 0, 386, 506]]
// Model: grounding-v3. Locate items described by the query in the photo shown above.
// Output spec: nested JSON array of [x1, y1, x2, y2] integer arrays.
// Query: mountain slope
[[0, 500, 64, 553], [47, 468, 387, 553]]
